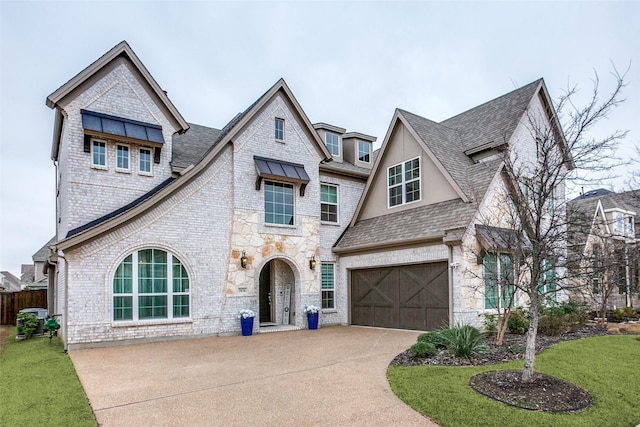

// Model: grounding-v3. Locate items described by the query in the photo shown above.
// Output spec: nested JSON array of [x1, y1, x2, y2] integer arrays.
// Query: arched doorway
[[258, 258, 297, 328]]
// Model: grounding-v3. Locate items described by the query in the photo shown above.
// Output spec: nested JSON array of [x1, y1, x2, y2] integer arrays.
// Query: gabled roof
[[172, 123, 224, 170], [55, 78, 332, 251], [441, 79, 543, 152], [32, 237, 56, 262], [46, 41, 188, 132], [336, 80, 553, 253]]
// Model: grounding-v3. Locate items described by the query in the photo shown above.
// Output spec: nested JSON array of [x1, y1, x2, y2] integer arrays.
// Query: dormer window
[[614, 212, 624, 235], [627, 216, 635, 236], [325, 132, 340, 156], [275, 118, 285, 141], [357, 140, 371, 163]]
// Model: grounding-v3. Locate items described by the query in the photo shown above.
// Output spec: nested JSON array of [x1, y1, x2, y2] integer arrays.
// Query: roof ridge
[[441, 78, 543, 124]]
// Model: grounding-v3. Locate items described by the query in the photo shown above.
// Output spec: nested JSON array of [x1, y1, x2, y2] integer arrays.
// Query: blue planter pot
[[307, 312, 319, 330], [240, 317, 254, 336]]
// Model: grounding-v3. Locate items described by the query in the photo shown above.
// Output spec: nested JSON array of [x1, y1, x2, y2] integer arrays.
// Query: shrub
[[417, 331, 448, 348], [507, 309, 529, 334], [612, 308, 625, 321], [483, 314, 497, 334], [17, 312, 39, 339], [538, 300, 589, 335], [410, 341, 436, 358], [439, 324, 488, 358]]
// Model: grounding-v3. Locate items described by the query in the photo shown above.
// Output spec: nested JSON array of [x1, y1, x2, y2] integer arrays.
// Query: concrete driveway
[[70, 326, 437, 426]]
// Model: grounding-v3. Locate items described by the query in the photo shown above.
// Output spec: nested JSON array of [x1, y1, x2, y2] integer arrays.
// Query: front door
[[259, 261, 273, 323]]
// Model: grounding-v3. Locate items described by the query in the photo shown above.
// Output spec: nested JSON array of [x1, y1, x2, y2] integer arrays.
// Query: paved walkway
[[70, 326, 436, 426]]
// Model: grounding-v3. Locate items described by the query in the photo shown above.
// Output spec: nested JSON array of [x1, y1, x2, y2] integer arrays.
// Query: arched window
[[113, 249, 190, 321]]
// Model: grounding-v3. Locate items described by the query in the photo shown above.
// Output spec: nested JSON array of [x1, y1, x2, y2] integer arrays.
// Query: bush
[[417, 331, 448, 348], [410, 341, 436, 358], [17, 313, 39, 339], [484, 314, 497, 334], [507, 309, 529, 334], [538, 300, 589, 336], [439, 324, 488, 358]]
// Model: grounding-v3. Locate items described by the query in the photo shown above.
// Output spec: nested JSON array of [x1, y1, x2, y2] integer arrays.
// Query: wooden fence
[[0, 290, 48, 325]]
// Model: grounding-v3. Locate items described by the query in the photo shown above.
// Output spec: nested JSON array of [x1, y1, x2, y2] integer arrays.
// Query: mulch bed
[[390, 325, 611, 412]]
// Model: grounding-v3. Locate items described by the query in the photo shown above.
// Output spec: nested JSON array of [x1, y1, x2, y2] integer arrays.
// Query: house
[[0, 271, 22, 292], [19, 237, 56, 290], [567, 189, 640, 309], [44, 41, 568, 349]]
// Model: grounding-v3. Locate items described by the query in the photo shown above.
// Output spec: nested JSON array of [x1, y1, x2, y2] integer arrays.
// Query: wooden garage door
[[351, 262, 449, 331]]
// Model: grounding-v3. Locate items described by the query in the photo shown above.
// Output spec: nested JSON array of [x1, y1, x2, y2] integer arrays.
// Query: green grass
[[0, 327, 96, 426], [388, 335, 640, 427]]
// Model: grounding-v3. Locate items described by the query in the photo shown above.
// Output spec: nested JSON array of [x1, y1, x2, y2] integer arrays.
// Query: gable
[[358, 120, 459, 221]]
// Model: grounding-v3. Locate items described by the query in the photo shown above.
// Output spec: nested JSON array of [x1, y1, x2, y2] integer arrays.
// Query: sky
[[1, 0, 638, 276]]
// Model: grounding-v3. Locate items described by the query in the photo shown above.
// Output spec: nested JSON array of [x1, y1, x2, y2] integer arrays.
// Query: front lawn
[[388, 335, 640, 427], [0, 327, 96, 426]]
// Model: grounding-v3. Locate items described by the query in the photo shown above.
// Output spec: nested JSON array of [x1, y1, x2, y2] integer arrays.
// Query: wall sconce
[[240, 251, 248, 269], [309, 255, 316, 270]]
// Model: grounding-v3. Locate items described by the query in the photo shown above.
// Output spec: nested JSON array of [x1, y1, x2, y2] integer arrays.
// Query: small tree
[[500, 68, 628, 382]]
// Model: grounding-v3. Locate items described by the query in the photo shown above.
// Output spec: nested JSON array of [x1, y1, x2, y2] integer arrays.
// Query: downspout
[[448, 245, 454, 328]]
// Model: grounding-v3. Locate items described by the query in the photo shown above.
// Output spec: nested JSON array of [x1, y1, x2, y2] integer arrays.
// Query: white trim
[[320, 182, 339, 224], [91, 138, 107, 169], [275, 117, 285, 142], [320, 262, 336, 310], [357, 140, 371, 164], [138, 147, 153, 176], [115, 143, 130, 172]]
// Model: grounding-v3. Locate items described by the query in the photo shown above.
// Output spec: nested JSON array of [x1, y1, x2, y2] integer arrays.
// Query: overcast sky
[[1, 0, 638, 276]]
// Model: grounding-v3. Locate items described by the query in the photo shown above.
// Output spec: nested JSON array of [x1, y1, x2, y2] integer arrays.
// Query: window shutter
[[84, 135, 91, 153]]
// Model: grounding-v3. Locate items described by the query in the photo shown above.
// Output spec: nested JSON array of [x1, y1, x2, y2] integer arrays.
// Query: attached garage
[[350, 262, 449, 331]]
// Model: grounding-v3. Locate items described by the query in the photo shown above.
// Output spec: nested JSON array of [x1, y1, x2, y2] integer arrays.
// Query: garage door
[[351, 262, 449, 331]]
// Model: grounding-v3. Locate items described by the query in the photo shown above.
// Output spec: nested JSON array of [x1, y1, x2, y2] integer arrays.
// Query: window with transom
[[113, 249, 190, 321], [320, 184, 338, 223]]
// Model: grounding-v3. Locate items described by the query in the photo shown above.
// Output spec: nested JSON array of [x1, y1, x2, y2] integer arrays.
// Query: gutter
[[332, 235, 444, 255]]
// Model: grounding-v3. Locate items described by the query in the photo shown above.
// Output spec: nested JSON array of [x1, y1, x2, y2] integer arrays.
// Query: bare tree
[[499, 68, 628, 382]]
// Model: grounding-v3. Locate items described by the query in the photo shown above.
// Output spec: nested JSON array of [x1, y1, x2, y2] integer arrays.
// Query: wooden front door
[[351, 262, 449, 331]]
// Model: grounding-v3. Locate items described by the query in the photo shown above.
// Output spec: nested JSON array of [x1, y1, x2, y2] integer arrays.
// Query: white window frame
[[627, 216, 635, 236], [264, 180, 295, 226], [91, 139, 107, 169], [614, 212, 624, 235], [387, 156, 421, 208], [320, 183, 339, 224], [275, 117, 285, 141], [116, 143, 130, 172], [112, 249, 190, 322], [357, 140, 371, 163], [320, 262, 335, 310], [139, 147, 153, 175], [325, 131, 340, 157]]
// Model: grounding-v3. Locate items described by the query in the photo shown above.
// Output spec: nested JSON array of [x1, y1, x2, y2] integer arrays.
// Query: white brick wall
[[56, 58, 179, 239]]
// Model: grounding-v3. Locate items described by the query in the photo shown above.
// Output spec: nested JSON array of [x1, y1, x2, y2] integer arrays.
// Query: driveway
[[70, 326, 437, 426]]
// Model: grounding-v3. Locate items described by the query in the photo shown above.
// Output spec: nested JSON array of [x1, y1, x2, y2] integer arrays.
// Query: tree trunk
[[495, 308, 511, 346], [522, 301, 540, 383]]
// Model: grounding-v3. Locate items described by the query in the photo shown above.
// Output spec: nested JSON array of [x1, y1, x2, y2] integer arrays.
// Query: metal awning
[[81, 110, 164, 144], [254, 156, 310, 196], [475, 224, 532, 253]]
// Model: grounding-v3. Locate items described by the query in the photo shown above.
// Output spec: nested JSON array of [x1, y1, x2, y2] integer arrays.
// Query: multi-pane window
[[357, 140, 371, 163], [139, 148, 152, 174], [325, 132, 340, 156], [484, 252, 514, 310], [92, 140, 106, 167], [614, 212, 624, 234], [113, 249, 190, 321], [321, 263, 335, 309], [275, 118, 285, 141], [264, 181, 294, 225], [320, 184, 338, 223], [539, 258, 557, 302], [116, 144, 129, 171], [388, 157, 420, 207]]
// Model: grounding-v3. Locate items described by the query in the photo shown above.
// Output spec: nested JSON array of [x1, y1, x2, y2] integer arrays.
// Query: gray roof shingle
[[171, 123, 223, 169], [335, 80, 545, 252]]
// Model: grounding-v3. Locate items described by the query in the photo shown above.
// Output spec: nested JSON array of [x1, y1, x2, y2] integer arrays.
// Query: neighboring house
[[21, 237, 56, 290], [45, 41, 568, 349], [0, 271, 23, 292], [20, 264, 35, 283], [568, 189, 640, 309]]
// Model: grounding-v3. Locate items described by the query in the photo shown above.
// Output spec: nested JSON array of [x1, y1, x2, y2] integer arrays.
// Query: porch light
[[241, 251, 248, 269], [309, 255, 316, 270]]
